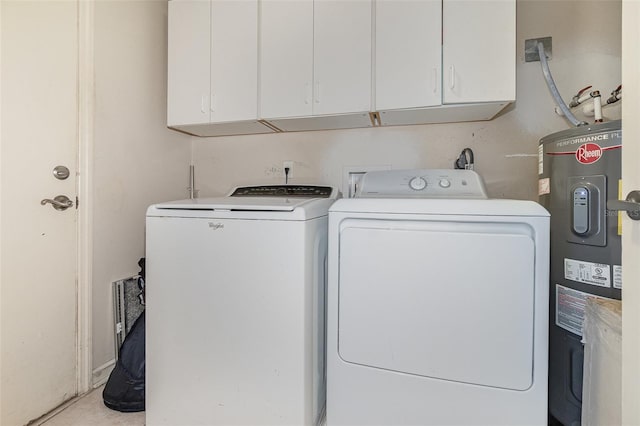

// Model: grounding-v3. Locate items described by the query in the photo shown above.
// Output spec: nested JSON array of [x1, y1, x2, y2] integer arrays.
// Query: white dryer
[[327, 170, 549, 425], [146, 185, 338, 426]]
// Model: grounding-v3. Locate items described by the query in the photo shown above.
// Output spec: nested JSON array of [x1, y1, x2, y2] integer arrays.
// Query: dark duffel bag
[[102, 311, 145, 412]]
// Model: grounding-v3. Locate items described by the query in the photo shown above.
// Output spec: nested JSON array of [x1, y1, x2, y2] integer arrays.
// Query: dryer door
[[337, 218, 536, 391]]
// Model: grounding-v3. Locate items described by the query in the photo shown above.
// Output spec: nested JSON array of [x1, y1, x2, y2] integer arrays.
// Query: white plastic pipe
[[593, 94, 603, 122], [537, 42, 587, 127]]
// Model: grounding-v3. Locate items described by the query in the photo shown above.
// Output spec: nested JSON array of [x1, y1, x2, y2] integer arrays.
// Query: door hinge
[[76, 196, 79, 209]]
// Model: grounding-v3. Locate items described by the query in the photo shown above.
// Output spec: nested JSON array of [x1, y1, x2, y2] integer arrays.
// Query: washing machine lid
[[147, 185, 339, 220]]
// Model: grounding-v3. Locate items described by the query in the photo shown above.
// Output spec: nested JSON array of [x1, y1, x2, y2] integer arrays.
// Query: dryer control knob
[[439, 179, 451, 188], [409, 176, 427, 191]]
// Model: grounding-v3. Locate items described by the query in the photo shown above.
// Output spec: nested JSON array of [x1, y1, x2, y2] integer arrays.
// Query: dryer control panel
[[356, 169, 488, 199]]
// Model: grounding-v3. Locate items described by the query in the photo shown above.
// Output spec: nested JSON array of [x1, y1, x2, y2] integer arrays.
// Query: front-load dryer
[[146, 185, 338, 426], [326, 169, 549, 425]]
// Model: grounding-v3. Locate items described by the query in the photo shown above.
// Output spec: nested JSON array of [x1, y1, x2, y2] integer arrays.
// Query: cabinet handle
[[315, 82, 320, 104], [210, 94, 216, 112], [305, 83, 312, 105], [449, 65, 456, 90], [432, 68, 438, 94], [201, 95, 207, 114]]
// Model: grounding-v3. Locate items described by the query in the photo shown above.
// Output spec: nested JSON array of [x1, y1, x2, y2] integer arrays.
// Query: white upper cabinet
[[313, 0, 372, 116], [260, 0, 314, 119], [210, 0, 259, 122], [168, 0, 266, 135], [375, 0, 442, 111], [376, 0, 515, 126], [442, 0, 516, 104], [167, 0, 210, 126], [260, 0, 372, 120], [168, 0, 515, 136]]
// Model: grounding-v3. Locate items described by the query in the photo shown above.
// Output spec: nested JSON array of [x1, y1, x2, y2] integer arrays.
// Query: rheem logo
[[575, 143, 603, 164]]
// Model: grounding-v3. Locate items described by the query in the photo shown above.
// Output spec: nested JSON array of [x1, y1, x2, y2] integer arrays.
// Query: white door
[[313, 0, 372, 115], [442, 0, 515, 104], [260, 0, 314, 119], [1, 1, 80, 425], [621, 1, 640, 423], [375, 0, 441, 111], [338, 220, 535, 390]]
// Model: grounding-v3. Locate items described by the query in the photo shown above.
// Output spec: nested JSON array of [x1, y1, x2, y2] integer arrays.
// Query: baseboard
[[92, 359, 115, 388]]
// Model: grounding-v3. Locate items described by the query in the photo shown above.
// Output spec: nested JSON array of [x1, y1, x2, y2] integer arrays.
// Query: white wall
[[191, 1, 621, 201], [92, 0, 191, 377]]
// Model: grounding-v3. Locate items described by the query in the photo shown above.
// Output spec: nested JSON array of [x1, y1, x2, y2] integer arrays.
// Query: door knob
[[607, 190, 640, 221], [41, 195, 74, 211]]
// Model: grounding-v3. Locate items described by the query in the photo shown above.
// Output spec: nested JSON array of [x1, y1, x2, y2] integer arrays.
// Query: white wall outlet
[[283, 161, 294, 181], [342, 165, 392, 198]]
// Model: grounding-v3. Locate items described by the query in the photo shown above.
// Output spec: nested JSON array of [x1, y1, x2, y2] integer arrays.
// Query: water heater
[[539, 120, 622, 425]]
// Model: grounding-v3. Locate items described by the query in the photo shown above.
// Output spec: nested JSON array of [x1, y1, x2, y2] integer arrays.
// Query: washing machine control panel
[[230, 185, 334, 198], [357, 169, 488, 199]]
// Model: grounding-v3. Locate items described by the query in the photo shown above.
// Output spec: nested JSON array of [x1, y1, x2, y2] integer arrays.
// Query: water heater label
[[538, 178, 550, 196], [556, 285, 611, 336], [564, 258, 611, 287], [538, 145, 543, 175], [545, 129, 621, 167], [613, 265, 622, 289]]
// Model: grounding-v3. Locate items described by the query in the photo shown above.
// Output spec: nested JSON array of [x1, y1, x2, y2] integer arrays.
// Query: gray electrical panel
[[539, 120, 622, 426]]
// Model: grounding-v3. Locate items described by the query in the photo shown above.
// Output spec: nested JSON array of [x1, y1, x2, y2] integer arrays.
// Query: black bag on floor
[[102, 310, 145, 412]]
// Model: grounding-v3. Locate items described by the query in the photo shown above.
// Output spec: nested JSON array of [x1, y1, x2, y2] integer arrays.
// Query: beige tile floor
[[37, 386, 145, 426]]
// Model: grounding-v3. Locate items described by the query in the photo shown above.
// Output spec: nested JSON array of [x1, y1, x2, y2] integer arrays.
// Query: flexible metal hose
[[538, 42, 587, 127]]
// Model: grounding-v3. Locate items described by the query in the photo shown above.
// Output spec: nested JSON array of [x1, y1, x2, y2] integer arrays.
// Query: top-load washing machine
[[326, 169, 550, 425], [146, 185, 338, 426]]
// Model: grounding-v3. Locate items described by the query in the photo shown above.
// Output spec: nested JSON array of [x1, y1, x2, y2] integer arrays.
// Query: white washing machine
[[327, 170, 549, 425], [146, 185, 338, 426]]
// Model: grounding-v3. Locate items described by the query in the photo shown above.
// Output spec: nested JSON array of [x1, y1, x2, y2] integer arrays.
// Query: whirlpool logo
[[208, 222, 224, 230]]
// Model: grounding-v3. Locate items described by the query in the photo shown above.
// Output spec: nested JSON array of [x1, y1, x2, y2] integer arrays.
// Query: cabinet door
[[210, 0, 258, 122], [260, 0, 313, 119], [167, 0, 210, 126], [443, 0, 515, 104], [313, 0, 372, 115], [375, 0, 441, 111]]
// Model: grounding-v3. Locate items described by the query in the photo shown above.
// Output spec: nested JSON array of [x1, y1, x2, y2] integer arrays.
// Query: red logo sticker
[[575, 143, 603, 164]]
